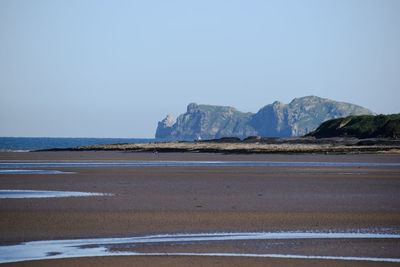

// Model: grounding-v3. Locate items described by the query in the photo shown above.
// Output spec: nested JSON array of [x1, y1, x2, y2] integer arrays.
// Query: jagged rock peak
[[160, 115, 174, 127], [155, 115, 175, 138]]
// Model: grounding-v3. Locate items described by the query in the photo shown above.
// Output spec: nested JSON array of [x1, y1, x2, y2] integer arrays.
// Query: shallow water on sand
[[1, 160, 399, 168], [0, 190, 109, 198], [0, 231, 399, 264], [0, 169, 73, 174]]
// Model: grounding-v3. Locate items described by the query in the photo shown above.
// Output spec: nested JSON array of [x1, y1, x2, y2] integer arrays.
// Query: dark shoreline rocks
[[38, 137, 400, 154]]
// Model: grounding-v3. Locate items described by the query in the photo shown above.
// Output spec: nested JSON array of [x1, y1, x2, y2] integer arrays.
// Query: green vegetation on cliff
[[307, 114, 400, 139]]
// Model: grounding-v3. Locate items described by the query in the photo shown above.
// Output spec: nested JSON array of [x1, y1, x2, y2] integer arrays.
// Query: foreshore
[[42, 137, 400, 154], [0, 151, 399, 266]]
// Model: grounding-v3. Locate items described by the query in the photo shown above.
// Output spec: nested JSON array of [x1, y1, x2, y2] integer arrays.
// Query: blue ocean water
[[0, 137, 158, 152]]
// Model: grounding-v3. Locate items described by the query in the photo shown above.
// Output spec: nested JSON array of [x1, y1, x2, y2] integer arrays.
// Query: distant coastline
[[41, 137, 400, 154]]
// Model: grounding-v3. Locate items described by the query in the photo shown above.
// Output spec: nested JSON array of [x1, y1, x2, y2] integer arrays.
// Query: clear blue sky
[[1, 0, 399, 138]]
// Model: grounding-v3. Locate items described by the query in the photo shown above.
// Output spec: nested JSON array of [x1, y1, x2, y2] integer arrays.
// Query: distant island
[[156, 96, 373, 140], [46, 114, 400, 155], [40, 99, 400, 155]]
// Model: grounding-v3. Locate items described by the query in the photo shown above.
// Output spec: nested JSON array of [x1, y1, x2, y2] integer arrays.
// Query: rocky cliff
[[155, 96, 374, 140], [156, 103, 256, 140]]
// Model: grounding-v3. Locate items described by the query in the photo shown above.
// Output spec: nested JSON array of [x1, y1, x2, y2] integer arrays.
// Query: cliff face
[[156, 103, 256, 140], [156, 115, 174, 138], [155, 96, 374, 140], [252, 96, 374, 137]]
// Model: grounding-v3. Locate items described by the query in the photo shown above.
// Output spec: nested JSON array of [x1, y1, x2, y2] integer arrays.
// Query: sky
[[1, 0, 399, 138]]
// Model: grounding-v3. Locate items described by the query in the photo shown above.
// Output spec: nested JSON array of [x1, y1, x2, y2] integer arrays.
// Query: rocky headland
[[156, 96, 373, 140]]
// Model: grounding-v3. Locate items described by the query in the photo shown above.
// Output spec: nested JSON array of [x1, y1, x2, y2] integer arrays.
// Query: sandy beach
[[0, 151, 399, 266]]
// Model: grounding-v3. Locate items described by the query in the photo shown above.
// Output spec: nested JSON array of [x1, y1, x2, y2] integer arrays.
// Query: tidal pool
[[0, 169, 73, 174], [0, 231, 399, 264], [0, 190, 109, 198]]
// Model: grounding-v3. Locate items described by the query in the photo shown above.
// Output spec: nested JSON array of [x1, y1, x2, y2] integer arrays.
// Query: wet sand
[[0, 151, 399, 266], [2, 150, 400, 162], [6, 255, 400, 267], [5, 255, 400, 267]]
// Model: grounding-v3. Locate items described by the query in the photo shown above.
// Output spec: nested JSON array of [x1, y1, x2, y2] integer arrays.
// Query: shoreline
[[38, 137, 400, 154]]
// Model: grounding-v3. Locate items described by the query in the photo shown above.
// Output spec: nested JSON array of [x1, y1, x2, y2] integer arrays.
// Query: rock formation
[[156, 115, 174, 138], [155, 96, 374, 140]]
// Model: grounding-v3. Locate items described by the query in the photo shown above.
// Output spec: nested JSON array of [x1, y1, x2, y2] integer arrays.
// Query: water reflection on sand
[[0, 160, 400, 168], [0, 231, 399, 264], [0, 169, 73, 174], [0, 190, 110, 198]]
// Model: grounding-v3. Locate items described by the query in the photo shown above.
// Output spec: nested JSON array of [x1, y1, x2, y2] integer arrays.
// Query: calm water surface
[[0, 169, 72, 174], [0, 190, 109, 198], [0, 137, 158, 152]]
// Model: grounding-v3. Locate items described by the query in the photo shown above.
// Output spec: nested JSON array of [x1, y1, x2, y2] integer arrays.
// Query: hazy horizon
[[1, 0, 399, 138]]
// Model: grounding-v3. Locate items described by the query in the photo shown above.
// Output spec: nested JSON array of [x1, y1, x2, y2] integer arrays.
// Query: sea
[[0, 137, 159, 152]]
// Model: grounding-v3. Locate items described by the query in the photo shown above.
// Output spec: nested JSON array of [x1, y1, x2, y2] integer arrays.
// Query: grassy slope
[[307, 114, 400, 139]]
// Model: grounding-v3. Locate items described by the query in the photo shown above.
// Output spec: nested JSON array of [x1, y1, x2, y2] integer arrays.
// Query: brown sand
[[4, 255, 400, 267], [0, 151, 399, 266], [2, 150, 400, 162]]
